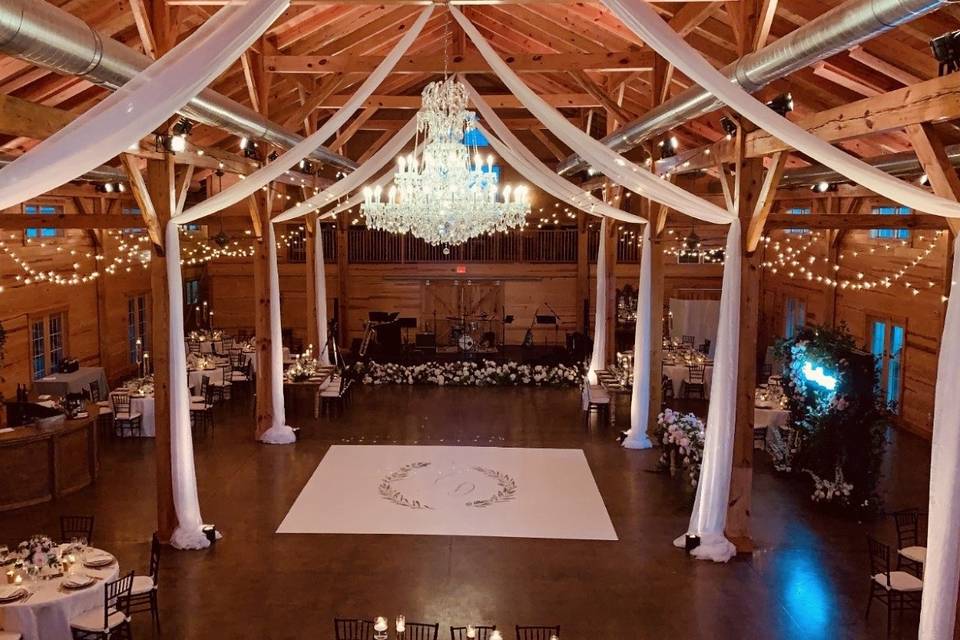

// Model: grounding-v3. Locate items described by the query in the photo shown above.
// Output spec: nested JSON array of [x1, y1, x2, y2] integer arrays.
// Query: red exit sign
[[456, 264, 467, 274]]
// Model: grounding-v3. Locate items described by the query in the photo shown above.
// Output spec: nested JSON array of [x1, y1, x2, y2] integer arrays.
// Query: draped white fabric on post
[[271, 117, 417, 223], [601, 0, 960, 218], [174, 6, 433, 225], [623, 224, 653, 450], [919, 234, 960, 638], [314, 218, 331, 366], [673, 219, 742, 562], [260, 222, 296, 444], [450, 7, 733, 225], [165, 223, 213, 549], [0, 0, 290, 210], [587, 218, 609, 385]]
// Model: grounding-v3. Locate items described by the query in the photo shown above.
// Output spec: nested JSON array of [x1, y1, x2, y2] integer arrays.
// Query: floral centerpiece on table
[[286, 356, 319, 382], [653, 409, 705, 488], [352, 360, 582, 387], [774, 323, 889, 514], [17, 535, 57, 569]]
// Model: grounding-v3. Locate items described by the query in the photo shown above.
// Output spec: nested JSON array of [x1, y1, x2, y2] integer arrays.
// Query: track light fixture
[[765, 92, 794, 117], [931, 30, 960, 75], [719, 116, 737, 138], [810, 181, 838, 193], [657, 135, 679, 159]]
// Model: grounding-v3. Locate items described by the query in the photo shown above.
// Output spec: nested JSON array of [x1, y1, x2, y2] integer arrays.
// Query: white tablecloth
[[198, 339, 223, 354], [188, 367, 224, 393], [663, 362, 714, 398], [754, 406, 790, 430], [0, 549, 120, 640], [110, 392, 155, 438], [33, 368, 107, 398]]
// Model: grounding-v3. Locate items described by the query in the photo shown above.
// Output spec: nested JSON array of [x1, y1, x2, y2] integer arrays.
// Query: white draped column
[[587, 217, 609, 385], [315, 221, 331, 366], [623, 224, 653, 449], [259, 222, 297, 444], [919, 234, 960, 638], [165, 222, 213, 549], [673, 219, 741, 562]]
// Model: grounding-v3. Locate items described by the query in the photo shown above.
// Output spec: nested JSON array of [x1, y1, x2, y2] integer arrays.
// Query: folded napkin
[[41, 376, 56, 381], [0, 585, 27, 601], [0, 427, 13, 434], [62, 576, 94, 590], [83, 554, 114, 567]]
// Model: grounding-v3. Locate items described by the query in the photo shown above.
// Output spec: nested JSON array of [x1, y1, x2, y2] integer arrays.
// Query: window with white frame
[[128, 295, 149, 365], [24, 203, 63, 239], [784, 296, 806, 339], [31, 311, 66, 379], [870, 206, 911, 240], [785, 207, 810, 235]]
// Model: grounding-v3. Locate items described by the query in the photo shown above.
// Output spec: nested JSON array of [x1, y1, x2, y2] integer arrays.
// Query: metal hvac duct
[[778, 146, 960, 186], [0, 0, 357, 173], [557, 0, 948, 176]]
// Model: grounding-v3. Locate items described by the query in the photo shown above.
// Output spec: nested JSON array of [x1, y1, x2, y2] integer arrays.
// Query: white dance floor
[[278, 445, 618, 541]]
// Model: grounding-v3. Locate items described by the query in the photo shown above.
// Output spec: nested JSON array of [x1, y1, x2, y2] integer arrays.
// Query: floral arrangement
[[774, 323, 889, 513], [653, 409, 706, 488], [353, 360, 583, 387], [17, 535, 56, 568]]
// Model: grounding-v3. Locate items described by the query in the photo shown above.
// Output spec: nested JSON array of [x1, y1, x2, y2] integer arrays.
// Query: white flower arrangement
[[352, 360, 583, 387], [655, 409, 706, 488], [805, 466, 853, 505]]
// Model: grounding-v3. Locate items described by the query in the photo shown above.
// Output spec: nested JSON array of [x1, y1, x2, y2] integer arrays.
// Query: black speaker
[[415, 333, 436, 348]]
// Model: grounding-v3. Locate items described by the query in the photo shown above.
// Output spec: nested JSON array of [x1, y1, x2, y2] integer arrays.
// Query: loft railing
[[347, 228, 579, 264]]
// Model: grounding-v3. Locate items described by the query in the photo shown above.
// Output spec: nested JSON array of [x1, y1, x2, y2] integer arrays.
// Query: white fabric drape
[[601, 0, 960, 218], [462, 82, 645, 225], [165, 223, 212, 549], [450, 7, 733, 225], [174, 6, 433, 225], [673, 219, 742, 562], [670, 299, 721, 357], [0, 0, 289, 210], [623, 224, 653, 450], [587, 218, 609, 385], [259, 222, 296, 444], [314, 218, 331, 366], [271, 117, 417, 223], [919, 234, 960, 638]]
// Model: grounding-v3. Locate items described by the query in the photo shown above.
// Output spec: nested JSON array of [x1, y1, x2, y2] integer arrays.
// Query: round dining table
[[662, 362, 714, 398], [110, 391, 155, 438], [0, 548, 120, 640], [188, 366, 225, 393]]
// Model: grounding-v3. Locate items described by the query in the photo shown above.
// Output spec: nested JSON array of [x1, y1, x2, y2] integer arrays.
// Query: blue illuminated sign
[[802, 362, 837, 391]]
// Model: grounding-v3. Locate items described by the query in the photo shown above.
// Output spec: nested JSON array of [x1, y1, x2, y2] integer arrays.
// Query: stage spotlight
[[239, 136, 250, 150], [766, 92, 794, 117], [931, 30, 960, 75], [171, 118, 193, 137], [169, 134, 187, 153], [267, 151, 279, 162], [811, 181, 838, 193], [117, 183, 126, 193], [657, 135, 679, 159], [719, 116, 737, 138], [920, 173, 931, 186]]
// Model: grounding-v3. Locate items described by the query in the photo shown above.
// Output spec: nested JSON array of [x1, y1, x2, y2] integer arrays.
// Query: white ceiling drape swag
[[449, 7, 733, 225], [919, 234, 960, 638], [0, 0, 290, 210], [623, 224, 653, 450], [260, 221, 297, 444], [673, 220, 742, 562], [270, 117, 418, 223], [600, 0, 960, 218], [165, 223, 215, 549], [174, 5, 433, 225], [314, 219, 331, 366], [587, 218, 609, 385]]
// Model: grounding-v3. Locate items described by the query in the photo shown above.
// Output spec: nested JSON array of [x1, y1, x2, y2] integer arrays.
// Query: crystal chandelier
[[361, 77, 530, 245]]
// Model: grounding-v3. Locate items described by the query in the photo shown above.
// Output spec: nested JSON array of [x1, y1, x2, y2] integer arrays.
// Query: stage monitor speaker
[[536, 314, 558, 325], [399, 317, 418, 329], [415, 333, 436, 348]]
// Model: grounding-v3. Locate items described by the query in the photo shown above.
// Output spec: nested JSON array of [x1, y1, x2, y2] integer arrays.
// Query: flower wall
[[352, 359, 583, 387]]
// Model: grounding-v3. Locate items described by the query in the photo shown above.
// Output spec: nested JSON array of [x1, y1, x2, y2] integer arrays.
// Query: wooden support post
[[648, 204, 667, 436], [305, 213, 319, 350], [145, 156, 177, 543], [725, 124, 765, 553], [603, 206, 619, 365], [250, 195, 273, 440], [336, 220, 349, 348], [576, 212, 590, 333]]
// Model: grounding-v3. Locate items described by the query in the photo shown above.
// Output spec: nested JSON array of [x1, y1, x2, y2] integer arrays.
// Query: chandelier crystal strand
[[362, 77, 531, 245]]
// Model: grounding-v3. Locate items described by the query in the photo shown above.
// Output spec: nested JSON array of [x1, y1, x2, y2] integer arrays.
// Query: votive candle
[[374, 617, 388, 632], [396, 614, 405, 632]]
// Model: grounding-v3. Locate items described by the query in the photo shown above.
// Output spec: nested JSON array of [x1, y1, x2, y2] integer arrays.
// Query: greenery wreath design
[[378, 463, 519, 510]]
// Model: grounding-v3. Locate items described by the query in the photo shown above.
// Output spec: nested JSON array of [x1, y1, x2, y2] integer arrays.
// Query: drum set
[[446, 314, 498, 353]]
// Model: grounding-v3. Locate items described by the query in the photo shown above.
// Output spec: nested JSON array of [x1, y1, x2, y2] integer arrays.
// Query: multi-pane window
[[870, 318, 906, 412], [128, 295, 149, 364], [24, 204, 62, 239], [286, 224, 306, 263], [31, 312, 66, 380], [870, 206, 911, 240], [785, 207, 811, 235], [184, 279, 200, 306], [784, 297, 806, 339]]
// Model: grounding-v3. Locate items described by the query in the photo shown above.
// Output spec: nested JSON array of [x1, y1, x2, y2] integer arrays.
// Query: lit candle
[[13, 574, 22, 586], [466, 626, 476, 639], [5, 570, 13, 584], [396, 615, 405, 633], [374, 617, 388, 632], [489, 631, 502, 640]]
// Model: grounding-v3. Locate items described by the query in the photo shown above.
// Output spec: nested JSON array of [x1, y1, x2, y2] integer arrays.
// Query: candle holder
[[373, 616, 388, 640]]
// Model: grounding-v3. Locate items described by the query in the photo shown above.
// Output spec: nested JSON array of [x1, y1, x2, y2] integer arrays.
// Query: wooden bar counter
[[0, 402, 99, 512]]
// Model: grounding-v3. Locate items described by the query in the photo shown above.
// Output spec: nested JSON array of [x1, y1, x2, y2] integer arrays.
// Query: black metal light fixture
[[931, 30, 960, 76], [719, 116, 737, 138], [657, 135, 679, 159], [810, 181, 838, 193], [766, 92, 794, 117]]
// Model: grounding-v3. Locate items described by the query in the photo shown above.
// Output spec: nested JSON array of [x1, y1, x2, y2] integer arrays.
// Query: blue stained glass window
[[870, 206, 911, 240]]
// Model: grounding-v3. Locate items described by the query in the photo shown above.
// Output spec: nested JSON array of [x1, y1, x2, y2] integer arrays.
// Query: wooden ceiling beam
[[764, 213, 947, 229], [0, 213, 136, 229], [317, 93, 601, 109], [264, 49, 653, 74]]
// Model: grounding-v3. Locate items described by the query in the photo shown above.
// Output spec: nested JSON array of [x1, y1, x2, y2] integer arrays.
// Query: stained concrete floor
[[0, 385, 931, 639]]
